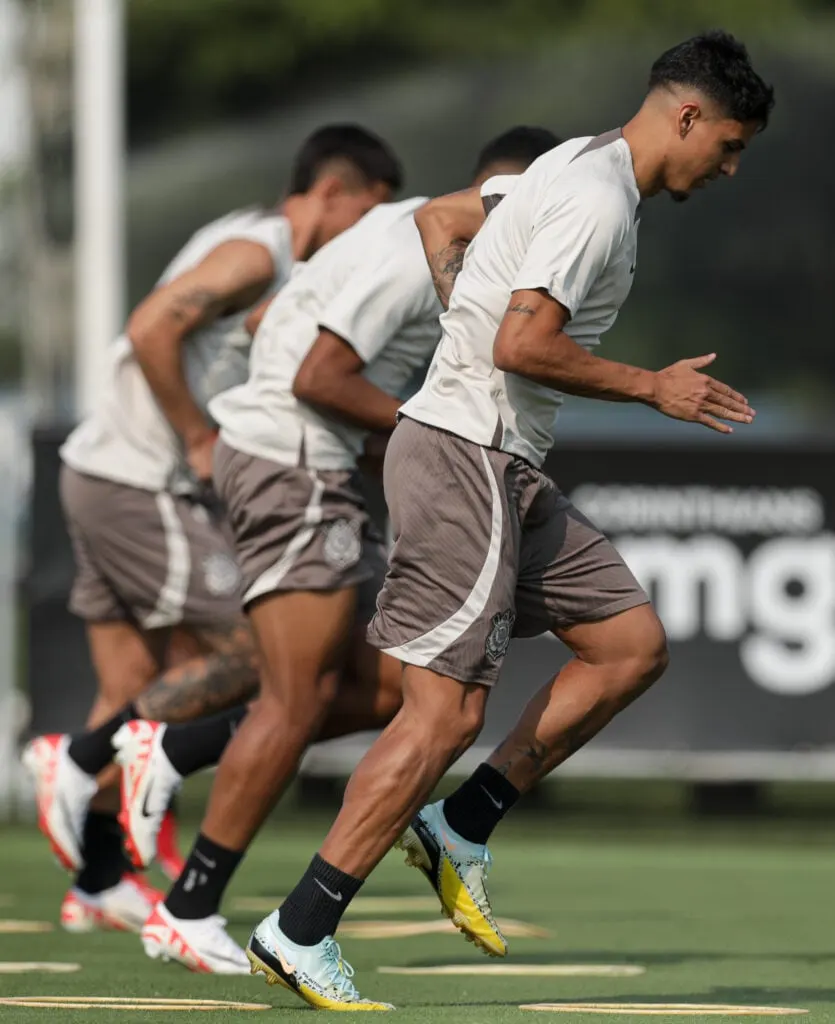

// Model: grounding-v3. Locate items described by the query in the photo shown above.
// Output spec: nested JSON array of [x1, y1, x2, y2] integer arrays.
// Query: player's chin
[[668, 189, 691, 204]]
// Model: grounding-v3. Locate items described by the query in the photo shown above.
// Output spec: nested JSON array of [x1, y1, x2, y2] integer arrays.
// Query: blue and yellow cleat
[[246, 911, 393, 1011], [395, 800, 507, 957]]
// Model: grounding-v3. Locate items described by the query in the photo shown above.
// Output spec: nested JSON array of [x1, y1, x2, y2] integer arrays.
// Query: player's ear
[[313, 174, 348, 202], [678, 102, 700, 139]]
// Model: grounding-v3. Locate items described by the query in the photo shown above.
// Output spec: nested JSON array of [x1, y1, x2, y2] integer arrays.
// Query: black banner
[[27, 434, 835, 778]]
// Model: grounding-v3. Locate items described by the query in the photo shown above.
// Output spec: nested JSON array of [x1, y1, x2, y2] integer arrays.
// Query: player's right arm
[[415, 188, 485, 309], [492, 183, 754, 434], [127, 239, 274, 480]]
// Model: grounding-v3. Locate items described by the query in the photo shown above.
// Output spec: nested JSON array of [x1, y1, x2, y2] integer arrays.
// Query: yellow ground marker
[[0, 962, 80, 973], [232, 895, 439, 916], [379, 964, 645, 977], [0, 920, 53, 933], [0, 997, 272, 1011], [339, 918, 549, 940], [520, 1003, 808, 1017]]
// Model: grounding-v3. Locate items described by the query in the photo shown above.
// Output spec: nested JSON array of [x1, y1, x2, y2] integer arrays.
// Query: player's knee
[[623, 612, 669, 693]]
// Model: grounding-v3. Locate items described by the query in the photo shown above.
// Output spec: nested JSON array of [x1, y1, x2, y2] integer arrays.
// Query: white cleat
[[141, 903, 250, 975], [22, 734, 98, 871], [113, 721, 182, 870], [61, 875, 161, 935]]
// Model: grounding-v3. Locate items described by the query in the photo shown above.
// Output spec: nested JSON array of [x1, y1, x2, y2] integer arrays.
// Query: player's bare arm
[[127, 239, 275, 479], [292, 328, 401, 432], [493, 288, 754, 433], [415, 187, 486, 309]]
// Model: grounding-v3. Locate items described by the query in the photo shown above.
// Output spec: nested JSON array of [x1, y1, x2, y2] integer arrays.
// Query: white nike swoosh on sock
[[479, 785, 503, 810], [313, 878, 343, 902]]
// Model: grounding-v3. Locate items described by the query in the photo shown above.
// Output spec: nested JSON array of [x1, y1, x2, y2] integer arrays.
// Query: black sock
[[161, 706, 246, 777], [67, 702, 140, 775], [75, 811, 131, 895], [279, 854, 363, 946], [164, 833, 243, 920], [442, 763, 520, 845]]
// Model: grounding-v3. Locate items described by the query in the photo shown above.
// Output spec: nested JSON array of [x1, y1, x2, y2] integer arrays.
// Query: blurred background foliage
[[120, 0, 835, 431]]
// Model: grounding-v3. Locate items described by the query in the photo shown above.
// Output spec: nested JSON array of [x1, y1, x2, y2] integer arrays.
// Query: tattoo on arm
[[429, 239, 468, 309], [507, 303, 536, 316], [168, 288, 224, 326]]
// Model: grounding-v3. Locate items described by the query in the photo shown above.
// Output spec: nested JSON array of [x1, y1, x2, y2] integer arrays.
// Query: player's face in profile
[[667, 108, 759, 203], [318, 181, 393, 245]]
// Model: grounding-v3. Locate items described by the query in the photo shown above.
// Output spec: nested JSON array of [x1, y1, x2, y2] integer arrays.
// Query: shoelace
[[320, 938, 360, 1000]]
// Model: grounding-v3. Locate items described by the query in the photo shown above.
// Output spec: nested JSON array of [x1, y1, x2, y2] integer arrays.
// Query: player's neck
[[279, 194, 323, 261], [622, 112, 667, 199]]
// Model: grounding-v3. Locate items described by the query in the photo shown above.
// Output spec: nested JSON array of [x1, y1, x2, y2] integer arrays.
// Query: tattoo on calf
[[137, 624, 258, 723]]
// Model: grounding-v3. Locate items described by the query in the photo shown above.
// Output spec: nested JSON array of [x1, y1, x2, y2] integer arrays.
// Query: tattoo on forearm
[[429, 239, 468, 309], [508, 303, 535, 316], [136, 624, 258, 723], [168, 288, 223, 325]]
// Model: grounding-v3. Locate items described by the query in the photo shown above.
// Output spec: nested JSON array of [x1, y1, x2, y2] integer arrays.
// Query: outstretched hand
[[652, 353, 754, 434]]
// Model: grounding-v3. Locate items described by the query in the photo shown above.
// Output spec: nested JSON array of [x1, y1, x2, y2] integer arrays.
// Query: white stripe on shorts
[[143, 493, 191, 630], [243, 473, 326, 605], [382, 447, 503, 667]]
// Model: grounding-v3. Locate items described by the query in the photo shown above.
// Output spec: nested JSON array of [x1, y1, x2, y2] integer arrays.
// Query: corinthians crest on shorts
[[323, 518, 362, 571], [202, 552, 241, 596], [485, 609, 515, 662]]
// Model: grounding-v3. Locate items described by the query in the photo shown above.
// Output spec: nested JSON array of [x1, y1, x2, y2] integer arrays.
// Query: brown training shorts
[[60, 465, 243, 629], [367, 417, 649, 685], [212, 439, 385, 616]]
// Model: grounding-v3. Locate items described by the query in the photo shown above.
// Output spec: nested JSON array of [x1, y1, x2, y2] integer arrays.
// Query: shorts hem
[[553, 592, 651, 633]]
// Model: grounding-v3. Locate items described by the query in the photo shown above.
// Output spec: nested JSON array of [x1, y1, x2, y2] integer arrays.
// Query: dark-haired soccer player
[[22, 124, 402, 934], [249, 32, 774, 1008]]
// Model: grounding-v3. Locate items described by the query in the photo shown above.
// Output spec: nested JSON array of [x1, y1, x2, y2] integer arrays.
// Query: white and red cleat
[[22, 734, 98, 871], [157, 809, 186, 882], [113, 721, 183, 871], [141, 903, 249, 974], [60, 874, 161, 934]]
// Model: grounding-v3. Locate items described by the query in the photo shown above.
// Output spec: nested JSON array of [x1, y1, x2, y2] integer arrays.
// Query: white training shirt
[[402, 130, 641, 468], [210, 197, 444, 471], [60, 209, 294, 492]]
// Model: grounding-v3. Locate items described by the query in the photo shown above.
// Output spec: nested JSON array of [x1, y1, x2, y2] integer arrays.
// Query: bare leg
[[318, 667, 489, 877], [487, 605, 668, 792], [199, 589, 357, 851]]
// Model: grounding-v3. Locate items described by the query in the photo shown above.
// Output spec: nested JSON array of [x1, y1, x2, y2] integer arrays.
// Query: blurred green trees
[[127, 0, 825, 143]]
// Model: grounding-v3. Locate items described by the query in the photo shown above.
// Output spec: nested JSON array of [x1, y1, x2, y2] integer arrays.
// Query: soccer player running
[[22, 125, 402, 934], [136, 128, 560, 986], [246, 32, 774, 1008]]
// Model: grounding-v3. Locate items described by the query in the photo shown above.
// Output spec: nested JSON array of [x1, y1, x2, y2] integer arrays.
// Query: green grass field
[[0, 798, 834, 1023]]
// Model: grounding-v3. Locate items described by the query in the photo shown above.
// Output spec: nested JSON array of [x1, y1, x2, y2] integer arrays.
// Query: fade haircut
[[649, 31, 775, 130], [288, 124, 403, 195], [474, 126, 562, 178]]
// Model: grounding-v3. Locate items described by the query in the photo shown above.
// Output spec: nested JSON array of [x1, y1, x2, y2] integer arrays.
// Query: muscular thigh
[[515, 483, 649, 637]]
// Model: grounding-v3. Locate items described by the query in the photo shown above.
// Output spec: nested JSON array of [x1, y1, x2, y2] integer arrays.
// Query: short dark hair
[[288, 124, 403, 195], [474, 126, 562, 178], [649, 31, 775, 129]]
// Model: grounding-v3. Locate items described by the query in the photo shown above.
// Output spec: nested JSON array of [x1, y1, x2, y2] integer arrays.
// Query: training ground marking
[[340, 918, 549, 940], [231, 895, 439, 916], [0, 997, 271, 1011], [519, 1003, 808, 1017], [0, 920, 53, 933], [0, 962, 80, 974], [379, 964, 645, 977]]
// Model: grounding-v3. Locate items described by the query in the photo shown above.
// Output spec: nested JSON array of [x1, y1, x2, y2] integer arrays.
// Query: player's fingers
[[706, 377, 749, 406], [697, 412, 733, 434], [682, 352, 717, 369], [702, 401, 752, 424], [704, 391, 754, 417]]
